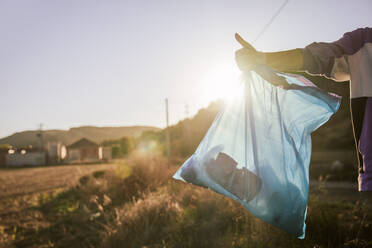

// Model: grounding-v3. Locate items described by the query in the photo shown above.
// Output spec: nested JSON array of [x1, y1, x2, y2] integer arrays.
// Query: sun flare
[[200, 62, 243, 105]]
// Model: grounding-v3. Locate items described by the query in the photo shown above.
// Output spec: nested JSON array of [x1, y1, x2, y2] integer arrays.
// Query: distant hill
[[0, 126, 160, 148], [2, 74, 354, 152]]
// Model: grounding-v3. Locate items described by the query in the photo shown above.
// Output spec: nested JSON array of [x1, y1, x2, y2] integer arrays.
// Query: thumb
[[235, 33, 256, 51]]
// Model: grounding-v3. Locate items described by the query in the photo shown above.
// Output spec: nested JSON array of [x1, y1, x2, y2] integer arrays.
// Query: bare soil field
[[0, 164, 118, 199], [0, 163, 117, 246]]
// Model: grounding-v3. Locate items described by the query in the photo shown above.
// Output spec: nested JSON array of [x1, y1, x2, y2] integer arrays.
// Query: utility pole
[[37, 123, 44, 152], [165, 98, 170, 160]]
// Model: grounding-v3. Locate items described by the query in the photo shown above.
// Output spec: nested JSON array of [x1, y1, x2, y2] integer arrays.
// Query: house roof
[[67, 138, 98, 149]]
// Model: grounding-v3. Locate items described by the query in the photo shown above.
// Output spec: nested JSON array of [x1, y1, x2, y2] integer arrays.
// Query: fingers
[[254, 66, 290, 88], [235, 48, 266, 71], [235, 48, 251, 60], [271, 75, 290, 88], [265, 74, 290, 88], [235, 34, 288, 88], [235, 33, 256, 51], [235, 48, 255, 71], [234, 33, 260, 72]]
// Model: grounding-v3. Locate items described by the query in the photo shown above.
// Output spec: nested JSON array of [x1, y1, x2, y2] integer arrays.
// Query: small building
[[6, 147, 46, 167], [101, 146, 112, 161], [47, 142, 67, 164], [0, 148, 8, 167], [67, 138, 100, 163]]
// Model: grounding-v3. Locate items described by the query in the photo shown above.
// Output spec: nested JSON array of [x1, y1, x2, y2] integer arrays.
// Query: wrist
[[256, 52, 267, 66]]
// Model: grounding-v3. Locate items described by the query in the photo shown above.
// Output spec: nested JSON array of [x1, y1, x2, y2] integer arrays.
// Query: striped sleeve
[[303, 27, 372, 86], [302, 35, 350, 82]]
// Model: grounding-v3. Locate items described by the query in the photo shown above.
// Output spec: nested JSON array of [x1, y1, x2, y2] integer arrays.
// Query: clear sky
[[0, 0, 371, 138]]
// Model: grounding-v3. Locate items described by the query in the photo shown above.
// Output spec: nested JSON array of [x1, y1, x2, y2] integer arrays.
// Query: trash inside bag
[[173, 70, 340, 239]]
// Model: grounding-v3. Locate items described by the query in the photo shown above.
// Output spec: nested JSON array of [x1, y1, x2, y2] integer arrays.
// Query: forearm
[[264, 48, 304, 72]]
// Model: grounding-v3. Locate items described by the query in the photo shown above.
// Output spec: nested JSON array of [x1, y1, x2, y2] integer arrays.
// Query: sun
[[200, 62, 243, 105]]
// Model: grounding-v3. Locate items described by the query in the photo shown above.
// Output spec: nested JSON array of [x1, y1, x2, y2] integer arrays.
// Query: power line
[[254, 0, 290, 43]]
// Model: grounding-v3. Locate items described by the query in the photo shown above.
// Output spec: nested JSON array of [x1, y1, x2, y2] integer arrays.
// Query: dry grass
[[1, 153, 372, 248], [105, 180, 372, 248]]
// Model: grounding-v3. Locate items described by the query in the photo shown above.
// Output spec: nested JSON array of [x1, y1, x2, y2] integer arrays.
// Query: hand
[[235, 33, 289, 88], [254, 65, 290, 88], [235, 33, 266, 71]]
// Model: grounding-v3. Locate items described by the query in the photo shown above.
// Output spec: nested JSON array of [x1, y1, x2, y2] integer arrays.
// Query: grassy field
[[0, 155, 371, 248]]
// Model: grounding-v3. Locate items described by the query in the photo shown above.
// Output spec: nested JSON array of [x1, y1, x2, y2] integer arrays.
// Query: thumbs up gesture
[[235, 33, 289, 88], [235, 33, 266, 71]]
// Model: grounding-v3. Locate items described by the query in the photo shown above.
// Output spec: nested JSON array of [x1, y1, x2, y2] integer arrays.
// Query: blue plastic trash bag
[[173, 70, 340, 238]]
